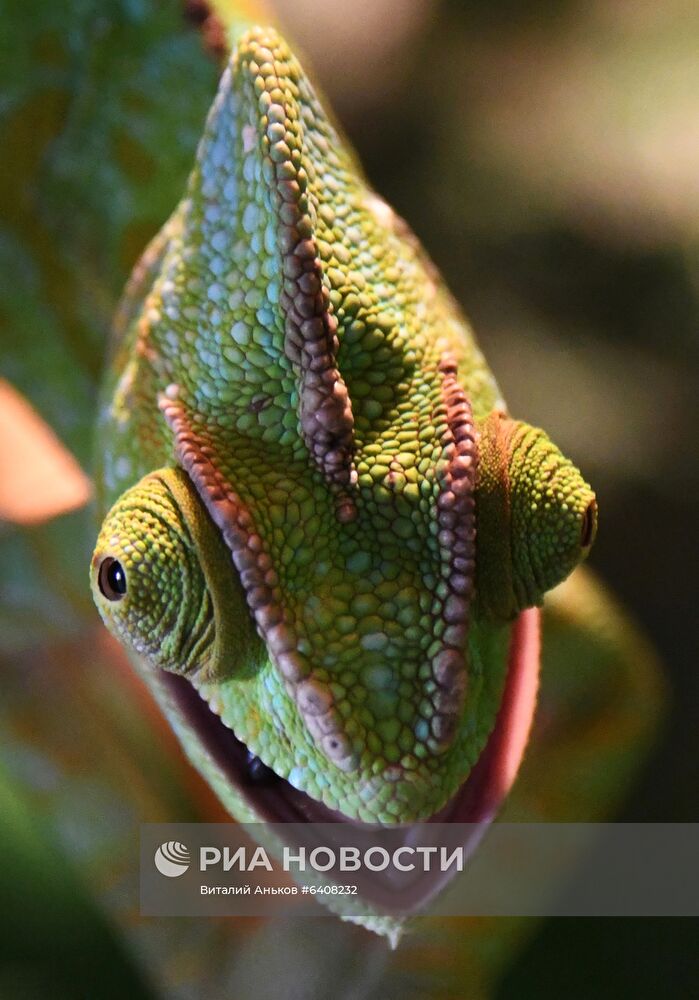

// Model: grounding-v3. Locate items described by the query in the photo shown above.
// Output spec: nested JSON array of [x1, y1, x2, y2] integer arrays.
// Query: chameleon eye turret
[[91, 467, 255, 679], [476, 412, 597, 619]]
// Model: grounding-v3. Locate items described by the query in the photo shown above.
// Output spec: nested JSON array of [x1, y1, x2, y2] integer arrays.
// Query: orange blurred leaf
[[0, 378, 91, 525]]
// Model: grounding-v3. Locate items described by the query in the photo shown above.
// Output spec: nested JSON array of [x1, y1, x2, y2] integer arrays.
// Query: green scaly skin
[[91, 27, 596, 827]]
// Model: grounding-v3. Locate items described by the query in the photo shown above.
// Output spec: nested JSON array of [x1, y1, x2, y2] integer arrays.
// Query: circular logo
[[154, 841, 190, 877]]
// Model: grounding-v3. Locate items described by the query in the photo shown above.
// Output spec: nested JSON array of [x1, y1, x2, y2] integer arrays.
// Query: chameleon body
[[91, 27, 596, 829]]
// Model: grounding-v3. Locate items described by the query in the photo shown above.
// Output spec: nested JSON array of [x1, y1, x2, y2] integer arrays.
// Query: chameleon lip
[[161, 607, 540, 830]]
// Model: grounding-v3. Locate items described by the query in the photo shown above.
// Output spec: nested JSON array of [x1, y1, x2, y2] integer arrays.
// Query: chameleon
[[90, 23, 596, 864]]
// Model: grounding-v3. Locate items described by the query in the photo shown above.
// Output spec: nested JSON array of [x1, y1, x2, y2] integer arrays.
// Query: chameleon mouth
[[160, 608, 539, 910]]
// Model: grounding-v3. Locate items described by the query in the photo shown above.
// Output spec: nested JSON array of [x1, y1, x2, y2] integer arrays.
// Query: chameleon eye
[[98, 556, 127, 601], [580, 500, 597, 549]]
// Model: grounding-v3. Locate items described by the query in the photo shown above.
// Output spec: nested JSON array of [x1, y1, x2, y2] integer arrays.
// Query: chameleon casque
[[90, 24, 597, 904]]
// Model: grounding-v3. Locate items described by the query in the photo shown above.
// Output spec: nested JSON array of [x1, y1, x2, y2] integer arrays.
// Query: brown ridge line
[[158, 394, 358, 772], [430, 355, 478, 751], [239, 31, 357, 523]]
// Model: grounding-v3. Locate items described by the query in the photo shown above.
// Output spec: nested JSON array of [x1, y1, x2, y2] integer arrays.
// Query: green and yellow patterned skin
[[91, 28, 596, 826]]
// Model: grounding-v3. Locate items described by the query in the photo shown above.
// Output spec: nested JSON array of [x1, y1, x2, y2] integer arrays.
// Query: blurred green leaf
[[0, 760, 156, 999]]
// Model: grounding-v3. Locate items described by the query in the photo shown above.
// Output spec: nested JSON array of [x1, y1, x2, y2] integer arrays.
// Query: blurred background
[[0, 0, 697, 996]]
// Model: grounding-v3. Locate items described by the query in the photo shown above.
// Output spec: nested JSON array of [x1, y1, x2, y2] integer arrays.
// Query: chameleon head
[[88, 25, 600, 826], [90, 468, 248, 678], [476, 411, 598, 619]]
